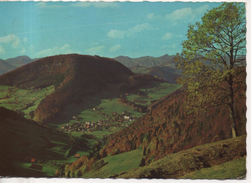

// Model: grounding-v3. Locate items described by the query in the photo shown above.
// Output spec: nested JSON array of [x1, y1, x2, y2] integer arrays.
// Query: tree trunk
[[229, 104, 237, 138], [228, 70, 238, 138]]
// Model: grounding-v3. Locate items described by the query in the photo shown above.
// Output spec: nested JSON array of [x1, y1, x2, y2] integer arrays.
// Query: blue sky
[[0, 1, 224, 59]]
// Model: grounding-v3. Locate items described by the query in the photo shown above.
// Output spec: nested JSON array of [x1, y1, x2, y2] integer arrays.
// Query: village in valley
[[60, 107, 136, 134]]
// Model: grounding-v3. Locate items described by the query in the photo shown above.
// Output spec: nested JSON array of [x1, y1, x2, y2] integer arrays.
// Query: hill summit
[[0, 54, 138, 122]]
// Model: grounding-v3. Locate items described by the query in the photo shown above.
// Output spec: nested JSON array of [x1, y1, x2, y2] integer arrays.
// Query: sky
[[0, 1, 237, 60]]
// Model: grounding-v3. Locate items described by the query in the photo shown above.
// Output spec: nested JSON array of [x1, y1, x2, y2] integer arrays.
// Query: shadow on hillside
[[51, 80, 165, 127], [0, 160, 49, 177]]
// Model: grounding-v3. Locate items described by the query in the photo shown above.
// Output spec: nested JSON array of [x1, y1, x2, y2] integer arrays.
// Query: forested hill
[[0, 54, 136, 122], [0, 54, 163, 123], [100, 67, 246, 165]]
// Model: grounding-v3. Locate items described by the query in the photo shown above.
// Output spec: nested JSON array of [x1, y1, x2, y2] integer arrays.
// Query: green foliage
[[175, 2, 246, 138], [74, 169, 82, 178], [70, 170, 75, 178], [92, 159, 105, 171], [176, 2, 245, 108], [149, 155, 155, 162]]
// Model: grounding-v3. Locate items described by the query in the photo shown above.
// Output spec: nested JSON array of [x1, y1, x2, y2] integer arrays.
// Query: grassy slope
[[126, 83, 182, 106], [180, 156, 246, 179], [117, 135, 246, 179], [83, 148, 143, 178]]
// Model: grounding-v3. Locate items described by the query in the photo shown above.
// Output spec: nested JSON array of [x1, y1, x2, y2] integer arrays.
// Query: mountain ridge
[[0, 59, 17, 75]]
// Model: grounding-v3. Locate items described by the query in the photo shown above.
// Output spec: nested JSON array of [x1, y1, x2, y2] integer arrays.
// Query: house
[[93, 107, 98, 111], [74, 154, 80, 158], [85, 121, 91, 125], [61, 126, 65, 129], [123, 115, 131, 120], [31, 158, 36, 163]]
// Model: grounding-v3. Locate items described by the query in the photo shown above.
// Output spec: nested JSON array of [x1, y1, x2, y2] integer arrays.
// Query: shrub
[[65, 171, 70, 178], [74, 169, 82, 178], [70, 171, 75, 178], [115, 148, 121, 155], [149, 155, 155, 162], [92, 159, 106, 171], [55, 169, 60, 177], [75, 161, 83, 170], [139, 158, 146, 167], [28, 111, 34, 118]]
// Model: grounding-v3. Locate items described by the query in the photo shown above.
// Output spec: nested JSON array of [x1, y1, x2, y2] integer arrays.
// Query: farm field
[[0, 85, 55, 118]]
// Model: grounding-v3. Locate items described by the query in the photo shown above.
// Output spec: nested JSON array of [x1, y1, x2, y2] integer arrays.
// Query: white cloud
[[36, 2, 63, 8], [109, 44, 121, 52], [195, 5, 210, 14], [71, 2, 119, 8], [84, 46, 105, 55], [165, 7, 194, 21], [165, 4, 210, 22], [107, 23, 150, 39], [162, 32, 173, 40], [0, 46, 5, 54], [147, 13, 161, 20], [127, 23, 149, 36], [23, 38, 28, 43], [0, 34, 20, 48], [107, 30, 125, 39], [168, 44, 178, 49], [35, 44, 72, 58], [21, 48, 26, 54]]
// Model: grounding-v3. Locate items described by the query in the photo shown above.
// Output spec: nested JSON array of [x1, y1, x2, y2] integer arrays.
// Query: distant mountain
[[114, 54, 175, 68], [0, 59, 17, 75], [5, 55, 36, 67], [114, 54, 180, 83], [142, 66, 179, 84], [0, 54, 161, 123]]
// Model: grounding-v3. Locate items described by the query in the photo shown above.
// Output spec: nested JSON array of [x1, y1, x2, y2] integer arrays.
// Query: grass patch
[[126, 83, 182, 106], [181, 156, 246, 179], [0, 85, 55, 116], [83, 148, 143, 178]]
